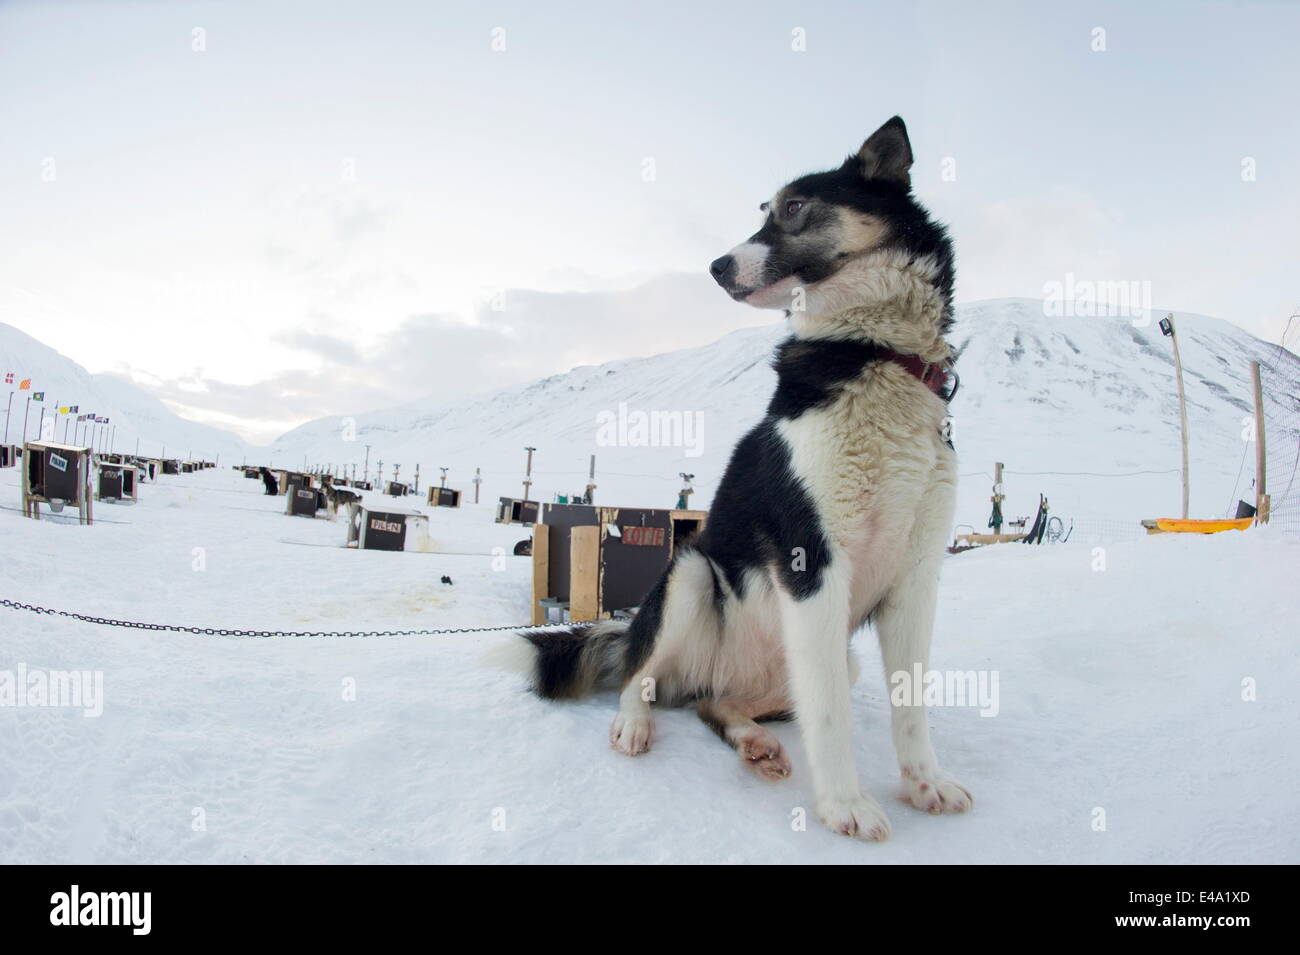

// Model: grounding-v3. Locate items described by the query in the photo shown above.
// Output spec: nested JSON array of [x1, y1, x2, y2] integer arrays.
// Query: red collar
[[880, 349, 954, 399]]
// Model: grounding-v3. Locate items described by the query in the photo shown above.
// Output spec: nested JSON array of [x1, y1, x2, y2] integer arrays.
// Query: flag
[[3, 372, 11, 384], [59, 406, 69, 414], [69, 405, 79, 413], [32, 392, 44, 402], [19, 379, 31, 390]]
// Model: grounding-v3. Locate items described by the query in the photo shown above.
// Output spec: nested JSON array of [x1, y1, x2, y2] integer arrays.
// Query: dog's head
[[710, 116, 953, 319]]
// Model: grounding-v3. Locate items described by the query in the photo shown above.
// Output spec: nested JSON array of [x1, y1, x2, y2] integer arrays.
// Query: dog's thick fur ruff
[[511, 117, 971, 841]]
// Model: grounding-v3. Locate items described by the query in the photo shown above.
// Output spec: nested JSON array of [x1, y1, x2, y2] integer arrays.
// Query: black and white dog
[[512, 117, 970, 841]]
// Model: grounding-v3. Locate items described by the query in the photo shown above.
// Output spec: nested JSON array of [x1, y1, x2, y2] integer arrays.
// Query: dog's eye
[[785, 200, 804, 216]]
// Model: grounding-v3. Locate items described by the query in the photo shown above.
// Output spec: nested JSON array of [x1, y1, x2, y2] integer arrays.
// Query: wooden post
[[1251, 360, 1268, 524], [569, 524, 601, 622], [530, 523, 551, 626], [1166, 314, 1191, 520], [523, 446, 536, 501]]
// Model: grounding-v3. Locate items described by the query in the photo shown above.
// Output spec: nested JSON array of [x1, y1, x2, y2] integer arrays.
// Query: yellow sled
[[1141, 517, 1253, 535]]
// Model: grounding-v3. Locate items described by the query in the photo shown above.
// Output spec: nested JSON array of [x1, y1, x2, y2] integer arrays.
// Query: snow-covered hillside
[[1, 464, 1296, 864], [267, 299, 1300, 540], [0, 322, 249, 461]]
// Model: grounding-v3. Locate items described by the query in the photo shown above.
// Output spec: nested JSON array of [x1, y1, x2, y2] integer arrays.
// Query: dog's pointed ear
[[855, 116, 913, 187]]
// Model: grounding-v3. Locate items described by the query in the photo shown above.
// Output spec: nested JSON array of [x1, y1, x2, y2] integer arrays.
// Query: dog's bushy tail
[[490, 620, 634, 699]]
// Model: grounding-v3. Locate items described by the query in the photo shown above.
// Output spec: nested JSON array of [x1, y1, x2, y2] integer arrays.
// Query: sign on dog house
[[530, 503, 707, 624], [21, 441, 94, 524], [427, 486, 462, 508], [345, 503, 430, 552]]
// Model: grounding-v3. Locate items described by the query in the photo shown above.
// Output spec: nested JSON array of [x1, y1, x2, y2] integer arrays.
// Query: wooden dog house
[[496, 496, 540, 526], [286, 484, 324, 517], [96, 462, 139, 503], [427, 486, 462, 508], [385, 481, 409, 497], [279, 471, 313, 496], [530, 503, 706, 624], [21, 441, 93, 523], [345, 502, 429, 552], [0, 444, 19, 468]]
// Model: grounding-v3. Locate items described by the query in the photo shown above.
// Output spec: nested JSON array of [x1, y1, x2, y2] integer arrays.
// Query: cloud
[[125, 273, 765, 444]]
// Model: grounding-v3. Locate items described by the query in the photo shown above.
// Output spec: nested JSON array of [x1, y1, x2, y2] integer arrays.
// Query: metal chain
[[0, 598, 553, 639]]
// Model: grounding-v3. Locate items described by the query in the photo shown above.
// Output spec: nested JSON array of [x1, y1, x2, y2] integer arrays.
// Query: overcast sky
[[1, 0, 1297, 443]]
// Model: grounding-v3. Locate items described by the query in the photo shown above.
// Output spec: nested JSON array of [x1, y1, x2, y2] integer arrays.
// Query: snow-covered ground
[[1, 463, 1296, 864]]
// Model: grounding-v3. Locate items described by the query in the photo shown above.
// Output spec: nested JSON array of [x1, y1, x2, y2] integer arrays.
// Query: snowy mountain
[[0, 322, 249, 461], [266, 298, 1300, 539]]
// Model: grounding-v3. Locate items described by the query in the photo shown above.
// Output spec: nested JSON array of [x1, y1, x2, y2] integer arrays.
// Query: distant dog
[[323, 484, 361, 517], [511, 117, 968, 841]]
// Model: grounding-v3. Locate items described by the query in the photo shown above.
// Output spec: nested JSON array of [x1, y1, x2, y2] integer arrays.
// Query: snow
[[2, 463, 1296, 864]]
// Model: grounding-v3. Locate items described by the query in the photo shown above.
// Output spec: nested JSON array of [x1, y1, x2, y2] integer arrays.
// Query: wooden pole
[[523, 446, 536, 501], [1166, 314, 1191, 519], [1251, 359, 1268, 523], [473, 466, 481, 504]]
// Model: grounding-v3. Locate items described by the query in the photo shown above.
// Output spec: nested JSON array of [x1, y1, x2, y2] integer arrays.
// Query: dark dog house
[[162, 459, 181, 475], [243, 467, 260, 479], [345, 502, 429, 552], [385, 481, 409, 497], [21, 441, 94, 524], [496, 496, 540, 526], [427, 486, 462, 508], [96, 463, 138, 503], [280, 471, 313, 496], [529, 503, 706, 624], [0, 444, 19, 468], [285, 484, 323, 517]]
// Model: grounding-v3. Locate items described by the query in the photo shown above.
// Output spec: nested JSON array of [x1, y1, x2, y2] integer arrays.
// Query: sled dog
[[323, 484, 361, 517], [510, 117, 969, 841]]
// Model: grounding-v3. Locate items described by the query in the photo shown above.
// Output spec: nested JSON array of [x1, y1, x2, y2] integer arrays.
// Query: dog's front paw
[[609, 712, 654, 756], [900, 768, 972, 814], [817, 795, 891, 842]]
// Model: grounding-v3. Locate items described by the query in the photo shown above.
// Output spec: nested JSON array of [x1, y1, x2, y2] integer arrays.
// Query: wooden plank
[[955, 532, 1026, 545], [530, 523, 550, 626], [569, 524, 601, 623]]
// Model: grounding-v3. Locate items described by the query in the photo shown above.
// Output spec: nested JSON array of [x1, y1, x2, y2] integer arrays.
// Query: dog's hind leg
[[776, 566, 890, 841], [698, 697, 792, 780], [610, 550, 720, 757]]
